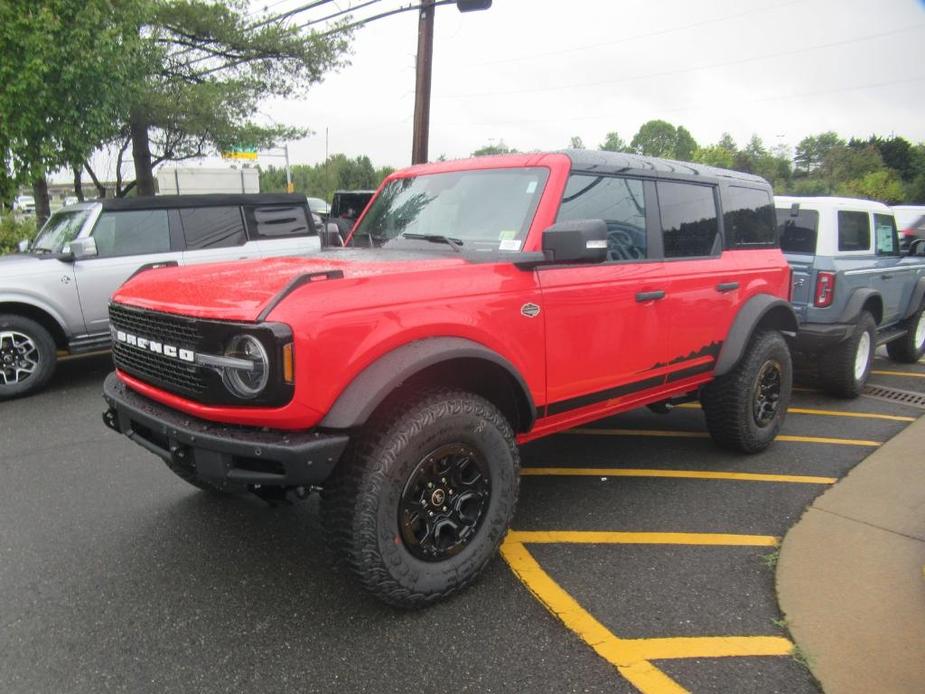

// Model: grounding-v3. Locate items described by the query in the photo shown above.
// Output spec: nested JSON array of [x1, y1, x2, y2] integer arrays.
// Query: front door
[[871, 212, 906, 324]]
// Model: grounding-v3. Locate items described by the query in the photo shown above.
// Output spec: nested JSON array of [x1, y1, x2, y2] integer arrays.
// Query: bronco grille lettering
[[114, 329, 195, 363]]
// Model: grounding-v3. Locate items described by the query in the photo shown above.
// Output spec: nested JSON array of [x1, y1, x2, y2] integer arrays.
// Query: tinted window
[[180, 206, 246, 249], [837, 211, 870, 252], [723, 186, 775, 247], [874, 213, 899, 256], [557, 174, 647, 260], [92, 210, 170, 258], [246, 205, 312, 238], [777, 208, 819, 254], [657, 181, 719, 258]]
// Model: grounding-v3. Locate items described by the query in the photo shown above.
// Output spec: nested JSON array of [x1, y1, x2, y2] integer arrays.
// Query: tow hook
[[102, 408, 119, 432]]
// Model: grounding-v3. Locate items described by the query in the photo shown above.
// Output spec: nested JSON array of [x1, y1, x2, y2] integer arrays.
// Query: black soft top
[[97, 193, 307, 211], [561, 149, 768, 186]]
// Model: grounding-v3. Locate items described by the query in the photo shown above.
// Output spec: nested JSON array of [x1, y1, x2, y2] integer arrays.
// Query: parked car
[[0, 193, 318, 400], [776, 196, 925, 397], [102, 151, 797, 607], [891, 205, 925, 251], [12, 194, 35, 216], [62, 195, 80, 208]]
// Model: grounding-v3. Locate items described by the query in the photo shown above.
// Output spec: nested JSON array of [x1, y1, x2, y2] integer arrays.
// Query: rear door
[[656, 180, 735, 382], [244, 203, 320, 257], [871, 213, 906, 324], [73, 208, 181, 334]]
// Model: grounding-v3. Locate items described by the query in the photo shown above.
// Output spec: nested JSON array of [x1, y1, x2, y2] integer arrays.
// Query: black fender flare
[[714, 295, 798, 376], [320, 337, 537, 430], [903, 277, 925, 319], [837, 287, 883, 324]]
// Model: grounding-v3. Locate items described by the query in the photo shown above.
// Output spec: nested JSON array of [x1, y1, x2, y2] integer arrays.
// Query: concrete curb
[[777, 414, 925, 693]]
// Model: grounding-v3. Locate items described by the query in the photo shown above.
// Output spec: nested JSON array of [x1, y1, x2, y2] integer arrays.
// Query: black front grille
[[110, 304, 207, 399]]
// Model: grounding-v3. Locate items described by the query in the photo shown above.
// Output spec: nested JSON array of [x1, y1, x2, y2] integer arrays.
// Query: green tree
[[794, 131, 845, 173], [838, 169, 905, 203], [674, 126, 697, 160], [629, 120, 698, 160], [259, 155, 394, 202], [471, 140, 516, 156], [693, 145, 734, 169], [717, 132, 737, 153], [598, 131, 629, 152]]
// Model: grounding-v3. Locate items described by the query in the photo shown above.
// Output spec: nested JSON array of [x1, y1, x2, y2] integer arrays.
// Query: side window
[[557, 174, 647, 261], [723, 186, 775, 247], [92, 210, 170, 258], [777, 208, 819, 255], [837, 211, 871, 252], [657, 181, 720, 258], [180, 206, 246, 250], [245, 205, 313, 239], [873, 213, 899, 256]]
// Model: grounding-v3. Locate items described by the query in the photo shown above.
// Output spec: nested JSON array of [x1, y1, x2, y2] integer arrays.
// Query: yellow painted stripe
[[521, 468, 837, 485], [506, 530, 780, 546], [501, 539, 793, 693], [872, 369, 925, 379], [565, 428, 881, 447], [623, 636, 793, 660], [677, 402, 915, 422]]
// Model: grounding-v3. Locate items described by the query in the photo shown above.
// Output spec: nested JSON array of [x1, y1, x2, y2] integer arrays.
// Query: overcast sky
[[245, 0, 925, 170]]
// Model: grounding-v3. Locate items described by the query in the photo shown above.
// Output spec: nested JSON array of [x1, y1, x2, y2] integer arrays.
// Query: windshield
[[349, 167, 549, 251], [31, 208, 92, 254]]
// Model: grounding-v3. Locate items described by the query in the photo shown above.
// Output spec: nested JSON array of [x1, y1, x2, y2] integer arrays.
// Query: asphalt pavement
[[1, 352, 922, 693]]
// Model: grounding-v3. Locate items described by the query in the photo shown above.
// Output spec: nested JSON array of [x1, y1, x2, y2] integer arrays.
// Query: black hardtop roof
[[561, 149, 768, 186], [97, 193, 307, 211]]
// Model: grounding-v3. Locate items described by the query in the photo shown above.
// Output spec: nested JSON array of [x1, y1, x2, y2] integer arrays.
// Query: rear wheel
[[321, 389, 519, 608], [0, 314, 57, 400], [701, 330, 792, 453], [818, 311, 876, 397], [886, 306, 925, 363]]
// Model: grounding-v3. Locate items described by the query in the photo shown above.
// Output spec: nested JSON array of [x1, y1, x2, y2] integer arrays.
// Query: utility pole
[[411, 0, 491, 165], [411, 0, 435, 165]]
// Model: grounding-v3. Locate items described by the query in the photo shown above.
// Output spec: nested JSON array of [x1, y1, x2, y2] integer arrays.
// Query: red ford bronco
[[102, 151, 797, 607]]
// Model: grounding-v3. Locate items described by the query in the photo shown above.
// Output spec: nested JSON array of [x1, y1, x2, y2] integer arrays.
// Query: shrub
[[0, 215, 37, 255]]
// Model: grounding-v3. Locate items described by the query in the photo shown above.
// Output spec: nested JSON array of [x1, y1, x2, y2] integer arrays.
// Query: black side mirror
[[542, 219, 608, 264]]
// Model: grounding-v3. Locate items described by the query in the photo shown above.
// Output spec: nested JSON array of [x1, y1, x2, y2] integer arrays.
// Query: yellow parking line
[[871, 369, 925, 378], [677, 402, 915, 422], [521, 468, 837, 485], [506, 530, 779, 546], [565, 428, 881, 447], [501, 538, 792, 693]]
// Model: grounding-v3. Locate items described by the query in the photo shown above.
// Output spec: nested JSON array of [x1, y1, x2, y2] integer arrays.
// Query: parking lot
[[1, 353, 923, 693]]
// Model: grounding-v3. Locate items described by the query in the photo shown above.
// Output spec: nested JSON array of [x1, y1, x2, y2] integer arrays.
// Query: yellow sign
[[222, 147, 258, 160]]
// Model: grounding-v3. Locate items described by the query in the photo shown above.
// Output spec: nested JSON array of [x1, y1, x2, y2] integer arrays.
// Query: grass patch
[[760, 549, 780, 569]]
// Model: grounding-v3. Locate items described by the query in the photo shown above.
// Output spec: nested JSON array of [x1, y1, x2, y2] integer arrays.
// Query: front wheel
[[0, 314, 57, 400], [321, 389, 520, 608], [886, 306, 925, 363], [701, 330, 792, 453]]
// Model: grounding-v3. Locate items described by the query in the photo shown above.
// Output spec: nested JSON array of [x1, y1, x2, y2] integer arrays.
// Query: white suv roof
[[774, 195, 892, 214]]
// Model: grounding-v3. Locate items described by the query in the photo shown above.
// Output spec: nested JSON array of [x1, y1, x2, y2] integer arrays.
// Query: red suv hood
[[112, 253, 465, 321]]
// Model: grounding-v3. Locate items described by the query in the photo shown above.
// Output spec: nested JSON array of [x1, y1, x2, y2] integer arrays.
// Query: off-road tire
[[818, 311, 877, 397], [701, 330, 792, 453], [0, 314, 57, 400], [885, 305, 925, 363], [321, 388, 520, 608]]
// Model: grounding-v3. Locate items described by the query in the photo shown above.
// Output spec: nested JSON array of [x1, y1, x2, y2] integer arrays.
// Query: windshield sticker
[[499, 230, 517, 241], [526, 181, 538, 194], [499, 239, 522, 251]]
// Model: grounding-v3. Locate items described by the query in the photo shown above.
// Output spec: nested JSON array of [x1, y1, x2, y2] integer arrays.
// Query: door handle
[[880, 274, 893, 279], [636, 290, 666, 302], [716, 282, 739, 293]]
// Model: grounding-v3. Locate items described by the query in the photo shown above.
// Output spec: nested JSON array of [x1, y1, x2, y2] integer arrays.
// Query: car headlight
[[221, 334, 270, 399]]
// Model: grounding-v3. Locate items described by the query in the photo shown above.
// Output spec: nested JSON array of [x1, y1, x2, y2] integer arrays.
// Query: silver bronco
[[1, 194, 320, 399]]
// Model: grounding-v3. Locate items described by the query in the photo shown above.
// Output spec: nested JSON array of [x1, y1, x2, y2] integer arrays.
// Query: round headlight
[[222, 334, 269, 399]]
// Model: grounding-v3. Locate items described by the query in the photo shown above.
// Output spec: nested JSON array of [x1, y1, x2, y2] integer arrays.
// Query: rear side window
[[245, 205, 313, 239], [777, 208, 819, 254], [557, 174, 647, 261], [657, 181, 720, 258], [837, 211, 871, 252], [92, 210, 170, 258], [723, 186, 775, 247], [180, 206, 246, 249], [874, 213, 899, 256]]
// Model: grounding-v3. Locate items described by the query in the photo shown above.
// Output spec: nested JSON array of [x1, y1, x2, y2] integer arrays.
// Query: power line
[[434, 23, 925, 100]]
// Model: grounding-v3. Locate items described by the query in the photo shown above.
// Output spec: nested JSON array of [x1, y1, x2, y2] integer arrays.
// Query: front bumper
[[102, 372, 349, 489], [789, 322, 853, 353]]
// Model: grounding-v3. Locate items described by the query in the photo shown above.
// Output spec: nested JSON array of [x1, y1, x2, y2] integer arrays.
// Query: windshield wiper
[[400, 233, 464, 252]]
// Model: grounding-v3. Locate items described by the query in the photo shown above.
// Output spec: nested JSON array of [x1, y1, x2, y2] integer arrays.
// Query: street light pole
[[411, 0, 435, 165]]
